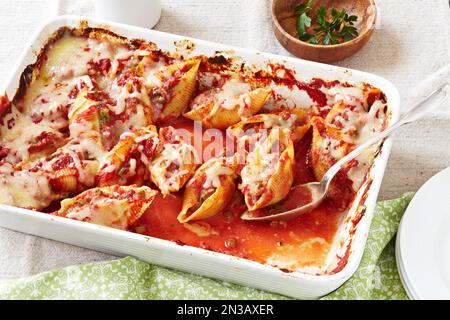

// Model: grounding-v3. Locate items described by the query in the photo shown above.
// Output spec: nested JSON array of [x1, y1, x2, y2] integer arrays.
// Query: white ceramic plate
[[396, 166, 450, 300]]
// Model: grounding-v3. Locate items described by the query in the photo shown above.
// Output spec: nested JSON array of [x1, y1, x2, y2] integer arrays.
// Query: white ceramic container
[[0, 15, 400, 299], [94, 0, 161, 29]]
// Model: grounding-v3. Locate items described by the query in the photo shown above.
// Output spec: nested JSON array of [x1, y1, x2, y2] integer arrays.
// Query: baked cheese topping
[[202, 159, 234, 189]]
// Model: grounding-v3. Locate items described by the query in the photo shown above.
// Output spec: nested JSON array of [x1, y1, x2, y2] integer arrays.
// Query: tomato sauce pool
[[133, 120, 348, 271]]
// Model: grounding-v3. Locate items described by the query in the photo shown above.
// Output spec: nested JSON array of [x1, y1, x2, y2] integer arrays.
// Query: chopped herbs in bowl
[[271, 0, 377, 62], [295, 0, 359, 45]]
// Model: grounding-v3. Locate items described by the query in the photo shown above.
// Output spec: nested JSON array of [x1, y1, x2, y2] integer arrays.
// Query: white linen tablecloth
[[0, 0, 449, 279]]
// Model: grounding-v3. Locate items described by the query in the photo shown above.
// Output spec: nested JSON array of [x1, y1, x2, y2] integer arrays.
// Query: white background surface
[[0, 0, 449, 279]]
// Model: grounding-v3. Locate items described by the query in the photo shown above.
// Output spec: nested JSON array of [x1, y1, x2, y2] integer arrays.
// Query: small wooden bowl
[[271, 0, 377, 63]]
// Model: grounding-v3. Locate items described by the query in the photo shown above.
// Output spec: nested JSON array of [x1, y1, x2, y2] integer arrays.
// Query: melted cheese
[[65, 201, 130, 229], [324, 85, 365, 107], [265, 83, 315, 111], [346, 100, 387, 190], [0, 105, 63, 163], [215, 80, 251, 111], [262, 113, 297, 130], [151, 141, 197, 195], [357, 100, 387, 144], [0, 170, 55, 209], [240, 129, 284, 195], [202, 160, 234, 189]]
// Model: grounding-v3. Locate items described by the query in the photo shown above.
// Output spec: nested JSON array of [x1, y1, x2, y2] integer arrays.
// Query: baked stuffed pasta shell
[[310, 116, 355, 181], [150, 126, 198, 196], [324, 101, 371, 144], [67, 89, 115, 147], [239, 127, 295, 211], [68, 88, 154, 150], [183, 79, 272, 129], [227, 109, 310, 140], [0, 164, 61, 210], [0, 141, 100, 210], [96, 126, 160, 187], [324, 98, 388, 190], [68, 88, 97, 124], [178, 157, 237, 223], [58, 185, 158, 230], [3, 133, 68, 170], [147, 59, 200, 121], [227, 110, 310, 160]]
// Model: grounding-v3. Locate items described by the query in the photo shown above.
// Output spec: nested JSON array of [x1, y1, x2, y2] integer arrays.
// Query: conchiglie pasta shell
[[185, 88, 272, 129], [205, 108, 241, 129], [227, 112, 293, 138], [290, 108, 310, 124], [96, 139, 131, 187], [49, 168, 79, 192], [161, 60, 200, 119], [85, 161, 100, 179], [125, 189, 156, 226], [324, 102, 365, 144], [97, 125, 159, 186], [151, 161, 197, 196], [226, 114, 267, 138], [325, 102, 345, 124], [68, 89, 96, 123], [143, 104, 154, 125], [58, 185, 158, 230], [111, 126, 158, 166], [178, 161, 236, 223], [244, 135, 295, 211], [248, 87, 272, 112], [109, 138, 134, 167], [311, 116, 354, 180], [293, 123, 311, 142], [20, 137, 69, 168], [311, 117, 332, 180], [325, 102, 358, 134], [175, 162, 198, 189], [261, 141, 294, 205], [76, 106, 100, 130], [178, 176, 235, 223], [182, 101, 214, 124]]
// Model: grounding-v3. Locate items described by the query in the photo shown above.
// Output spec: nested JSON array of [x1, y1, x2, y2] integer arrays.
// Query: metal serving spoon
[[241, 83, 450, 221]]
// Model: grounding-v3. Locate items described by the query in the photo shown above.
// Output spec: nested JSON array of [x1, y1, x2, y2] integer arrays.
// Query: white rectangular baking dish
[[0, 15, 400, 299]]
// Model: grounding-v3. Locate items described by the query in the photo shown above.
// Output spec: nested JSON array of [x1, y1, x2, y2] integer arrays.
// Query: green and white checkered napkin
[[0, 194, 413, 300]]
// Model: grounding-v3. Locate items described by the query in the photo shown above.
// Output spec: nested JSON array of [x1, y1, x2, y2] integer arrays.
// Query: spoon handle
[[322, 82, 450, 187]]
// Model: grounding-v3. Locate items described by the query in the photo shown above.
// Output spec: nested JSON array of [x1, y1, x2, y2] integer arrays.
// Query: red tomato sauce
[[133, 122, 349, 270]]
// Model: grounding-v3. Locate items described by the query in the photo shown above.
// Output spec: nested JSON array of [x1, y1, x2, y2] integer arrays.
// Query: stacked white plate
[[396, 167, 450, 299]]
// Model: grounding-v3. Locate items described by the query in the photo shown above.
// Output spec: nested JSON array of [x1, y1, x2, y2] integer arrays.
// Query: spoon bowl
[[241, 182, 326, 221]]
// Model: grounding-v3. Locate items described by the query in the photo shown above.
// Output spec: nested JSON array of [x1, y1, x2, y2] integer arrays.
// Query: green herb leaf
[[316, 6, 327, 25], [300, 33, 315, 42], [307, 37, 319, 45], [296, 12, 312, 38], [99, 109, 110, 124], [295, 0, 313, 15], [294, 1, 359, 45], [323, 33, 331, 45], [348, 15, 358, 23], [295, 0, 313, 40]]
